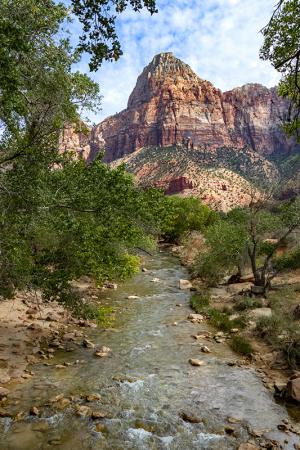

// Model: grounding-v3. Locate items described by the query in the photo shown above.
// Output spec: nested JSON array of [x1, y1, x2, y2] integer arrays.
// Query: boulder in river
[[285, 377, 300, 404], [179, 279, 192, 290]]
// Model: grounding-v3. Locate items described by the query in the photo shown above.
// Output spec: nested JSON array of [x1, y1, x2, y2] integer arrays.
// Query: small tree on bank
[[195, 198, 300, 295]]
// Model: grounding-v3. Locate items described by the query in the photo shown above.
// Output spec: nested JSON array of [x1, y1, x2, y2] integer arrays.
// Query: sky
[[71, 0, 281, 124]]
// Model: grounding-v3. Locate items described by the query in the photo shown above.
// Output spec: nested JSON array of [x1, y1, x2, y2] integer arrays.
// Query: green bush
[[275, 248, 300, 271], [229, 336, 253, 356]]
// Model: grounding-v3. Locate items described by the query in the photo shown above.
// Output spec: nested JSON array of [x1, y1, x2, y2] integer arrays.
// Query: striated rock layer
[[89, 52, 293, 162]]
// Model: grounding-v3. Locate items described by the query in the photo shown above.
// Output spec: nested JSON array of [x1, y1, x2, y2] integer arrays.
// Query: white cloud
[[78, 0, 281, 124]]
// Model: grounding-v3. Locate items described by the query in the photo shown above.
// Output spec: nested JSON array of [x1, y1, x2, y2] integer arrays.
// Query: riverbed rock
[[30, 406, 40, 416], [94, 346, 111, 358], [49, 393, 64, 403], [188, 313, 204, 323], [82, 338, 95, 349], [86, 393, 101, 402], [0, 387, 9, 398], [91, 410, 107, 419], [189, 358, 206, 367], [180, 412, 202, 423], [56, 398, 71, 409], [200, 345, 211, 353], [74, 405, 91, 417], [179, 279, 192, 290], [286, 377, 300, 403], [238, 444, 259, 450]]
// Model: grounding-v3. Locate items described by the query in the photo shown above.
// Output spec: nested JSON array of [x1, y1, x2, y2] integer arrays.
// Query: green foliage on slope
[[0, 0, 166, 302]]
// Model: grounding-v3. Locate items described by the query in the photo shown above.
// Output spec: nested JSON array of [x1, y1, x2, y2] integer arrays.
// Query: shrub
[[229, 336, 253, 356], [255, 314, 283, 341], [275, 248, 300, 271]]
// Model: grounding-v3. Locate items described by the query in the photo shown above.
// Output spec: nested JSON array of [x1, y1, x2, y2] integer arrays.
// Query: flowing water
[[0, 251, 299, 449]]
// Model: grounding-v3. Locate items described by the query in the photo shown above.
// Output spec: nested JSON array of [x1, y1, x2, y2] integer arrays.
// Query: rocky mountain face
[[90, 52, 292, 162], [111, 145, 280, 211], [60, 52, 298, 210]]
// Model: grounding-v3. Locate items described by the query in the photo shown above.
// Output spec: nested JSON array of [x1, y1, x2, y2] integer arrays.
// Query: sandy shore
[[0, 292, 78, 386]]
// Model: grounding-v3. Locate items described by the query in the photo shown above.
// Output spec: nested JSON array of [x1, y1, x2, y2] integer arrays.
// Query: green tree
[[162, 196, 218, 241], [0, 0, 165, 302], [70, 0, 157, 70], [195, 199, 300, 293], [195, 220, 247, 286], [260, 0, 300, 139]]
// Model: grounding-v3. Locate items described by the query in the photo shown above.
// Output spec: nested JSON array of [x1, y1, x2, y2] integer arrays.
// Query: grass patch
[[190, 292, 210, 313], [190, 291, 246, 332], [229, 336, 253, 356], [255, 314, 284, 342], [234, 296, 263, 312], [208, 308, 246, 332], [72, 302, 114, 327]]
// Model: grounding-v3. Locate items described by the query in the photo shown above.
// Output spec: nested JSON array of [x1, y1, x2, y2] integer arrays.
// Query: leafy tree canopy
[[70, 0, 157, 70], [0, 0, 165, 303], [261, 0, 300, 140]]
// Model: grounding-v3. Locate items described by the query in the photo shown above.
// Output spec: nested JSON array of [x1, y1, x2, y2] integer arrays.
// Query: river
[[0, 251, 299, 449]]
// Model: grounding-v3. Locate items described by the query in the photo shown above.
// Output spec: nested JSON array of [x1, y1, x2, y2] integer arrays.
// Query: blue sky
[[67, 0, 280, 124]]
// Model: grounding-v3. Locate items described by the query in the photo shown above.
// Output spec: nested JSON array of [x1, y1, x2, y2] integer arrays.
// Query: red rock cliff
[[89, 52, 292, 162]]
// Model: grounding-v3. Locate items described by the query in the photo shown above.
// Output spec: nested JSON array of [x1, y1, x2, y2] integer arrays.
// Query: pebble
[[189, 358, 206, 367], [180, 412, 202, 423], [200, 346, 211, 353], [30, 406, 40, 416], [91, 410, 107, 420], [82, 339, 95, 349], [86, 393, 101, 402], [74, 405, 91, 417]]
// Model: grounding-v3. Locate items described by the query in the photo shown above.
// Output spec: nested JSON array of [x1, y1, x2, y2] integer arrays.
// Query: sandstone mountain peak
[[127, 52, 205, 108], [143, 52, 198, 79], [62, 52, 295, 171]]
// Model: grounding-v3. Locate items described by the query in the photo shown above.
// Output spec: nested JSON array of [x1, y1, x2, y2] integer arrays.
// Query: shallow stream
[[0, 251, 299, 449]]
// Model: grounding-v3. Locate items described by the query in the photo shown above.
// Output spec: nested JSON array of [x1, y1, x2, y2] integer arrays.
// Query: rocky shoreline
[[169, 238, 300, 412]]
